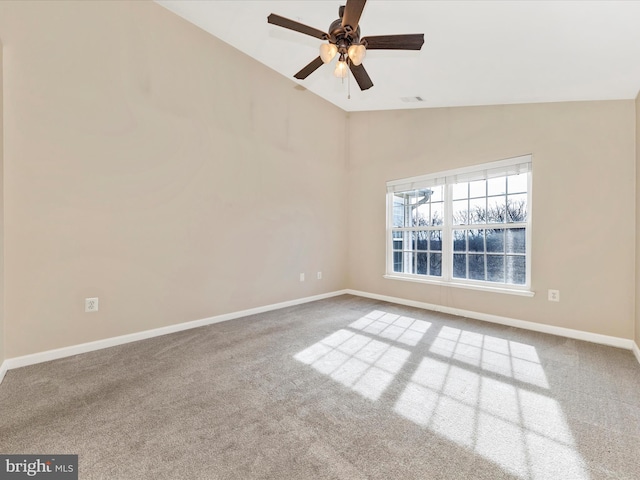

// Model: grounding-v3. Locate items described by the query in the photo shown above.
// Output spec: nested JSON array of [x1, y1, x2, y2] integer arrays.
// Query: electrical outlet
[[299, 273, 305, 282], [548, 290, 560, 302], [85, 297, 99, 312], [317, 271, 322, 280]]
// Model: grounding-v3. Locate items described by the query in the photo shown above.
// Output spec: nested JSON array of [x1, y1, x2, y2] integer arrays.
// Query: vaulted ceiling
[[157, 1, 640, 112]]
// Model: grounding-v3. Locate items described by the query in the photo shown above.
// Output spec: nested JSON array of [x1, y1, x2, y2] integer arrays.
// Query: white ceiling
[[156, 1, 640, 112]]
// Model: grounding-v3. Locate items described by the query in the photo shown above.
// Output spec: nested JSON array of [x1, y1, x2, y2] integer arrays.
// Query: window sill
[[383, 274, 535, 297]]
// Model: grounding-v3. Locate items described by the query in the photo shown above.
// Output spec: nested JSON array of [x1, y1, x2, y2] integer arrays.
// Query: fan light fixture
[[334, 55, 348, 78], [320, 42, 366, 68], [320, 43, 338, 63], [348, 44, 366, 66]]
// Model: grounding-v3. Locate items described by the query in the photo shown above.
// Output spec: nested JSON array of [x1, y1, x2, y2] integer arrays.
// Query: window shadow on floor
[[294, 308, 590, 480]]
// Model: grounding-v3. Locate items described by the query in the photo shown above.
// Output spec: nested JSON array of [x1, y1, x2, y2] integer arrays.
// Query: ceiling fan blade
[[267, 14, 327, 40], [342, 0, 367, 32], [294, 56, 325, 80], [349, 62, 373, 90], [362, 34, 425, 50]]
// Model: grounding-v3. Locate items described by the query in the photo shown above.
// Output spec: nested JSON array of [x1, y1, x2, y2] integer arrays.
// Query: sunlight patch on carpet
[[395, 350, 587, 479], [348, 310, 431, 346], [294, 328, 410, 401], [428, 326, 549, 388], [295, 310, 588, 479]]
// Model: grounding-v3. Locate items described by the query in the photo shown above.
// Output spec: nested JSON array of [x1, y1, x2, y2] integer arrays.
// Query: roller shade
[[387, 155, 532, 193]]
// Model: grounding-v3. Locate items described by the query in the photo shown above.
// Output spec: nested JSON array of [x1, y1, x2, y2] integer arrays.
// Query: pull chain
[[348, 60, 351, 100]]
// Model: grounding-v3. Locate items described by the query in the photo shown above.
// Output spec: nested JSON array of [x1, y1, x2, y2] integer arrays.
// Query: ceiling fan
[[267, 0, 424, 90]]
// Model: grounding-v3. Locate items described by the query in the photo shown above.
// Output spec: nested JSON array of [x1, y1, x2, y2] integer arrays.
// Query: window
[[386, 156, 532, 295]]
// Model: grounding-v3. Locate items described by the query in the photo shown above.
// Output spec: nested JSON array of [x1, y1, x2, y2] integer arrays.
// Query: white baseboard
[[633, 342, 640, 365], [0, 290, 349, 380], [1, 288, 637, 388], [0, 360, 8, 385], [345, 289, 635, 350]]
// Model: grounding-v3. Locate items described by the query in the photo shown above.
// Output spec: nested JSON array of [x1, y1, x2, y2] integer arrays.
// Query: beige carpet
[[1, 295, 639, 479]]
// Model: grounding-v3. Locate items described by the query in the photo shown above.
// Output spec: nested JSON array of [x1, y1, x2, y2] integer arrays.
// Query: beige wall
[[348, 101, 636, 339], [0, 0, 638, 360], [0, 1, 348, 357], [0, 43, 4, 365], [636, 90, 640, 347]]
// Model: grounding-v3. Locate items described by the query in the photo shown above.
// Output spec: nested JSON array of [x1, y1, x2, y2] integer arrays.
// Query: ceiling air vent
[[401, 96, 425, 103]]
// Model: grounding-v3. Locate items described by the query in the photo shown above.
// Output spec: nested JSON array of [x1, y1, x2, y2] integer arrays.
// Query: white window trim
[[383, 274, 535, 297], [385, 155, 534, 296]]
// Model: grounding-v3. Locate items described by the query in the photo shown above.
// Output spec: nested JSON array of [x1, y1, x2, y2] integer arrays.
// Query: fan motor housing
[[328, 18, 361, 53]]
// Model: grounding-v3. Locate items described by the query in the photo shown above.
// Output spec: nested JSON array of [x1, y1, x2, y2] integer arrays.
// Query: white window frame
[[384, 155, 534, 297]]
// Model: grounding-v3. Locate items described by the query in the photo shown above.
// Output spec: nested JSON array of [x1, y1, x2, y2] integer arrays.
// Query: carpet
[[1, 295, 639, 479]]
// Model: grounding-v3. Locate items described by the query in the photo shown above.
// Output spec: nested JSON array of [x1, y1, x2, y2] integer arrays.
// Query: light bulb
[[334, 59, 348, 78], [319, 43, 338, 64], [348, 44, 366, 66]]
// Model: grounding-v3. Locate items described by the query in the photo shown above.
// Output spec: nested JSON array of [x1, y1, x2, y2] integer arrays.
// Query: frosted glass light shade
[[348, 44, 366, 66], [334, 60, 348, 78], [319, 43, 338, 63]]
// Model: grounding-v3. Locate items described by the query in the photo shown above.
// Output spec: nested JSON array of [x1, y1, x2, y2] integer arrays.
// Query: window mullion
[[442, 182, 453, 282], [526, 169, 533, 288], [386, 193, 393, 274]]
